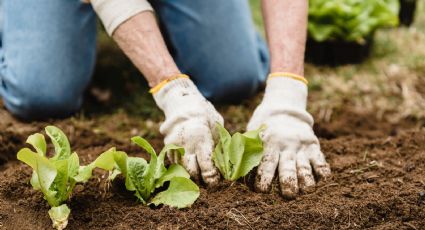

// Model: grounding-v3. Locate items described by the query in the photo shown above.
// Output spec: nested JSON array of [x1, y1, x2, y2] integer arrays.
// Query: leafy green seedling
[[17, 126, 95, 230], [212, 124, 264, 181], [87, 136, 200, 208]]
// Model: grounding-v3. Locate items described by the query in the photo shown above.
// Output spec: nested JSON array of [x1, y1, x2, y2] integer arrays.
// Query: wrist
[[149, 69, 182, 88], [270, 62, 304, 77]]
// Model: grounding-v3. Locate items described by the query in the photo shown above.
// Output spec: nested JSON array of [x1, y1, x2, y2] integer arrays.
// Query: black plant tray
[[399, 0, 417, 26], [305, 37, 373, 66]]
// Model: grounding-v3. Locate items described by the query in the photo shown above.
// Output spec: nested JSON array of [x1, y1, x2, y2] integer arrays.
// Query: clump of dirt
[[0, 109, 424, 229]]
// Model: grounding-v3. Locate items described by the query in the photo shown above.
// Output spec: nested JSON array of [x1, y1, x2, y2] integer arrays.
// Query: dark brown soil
[[0, 108, 424, 230]]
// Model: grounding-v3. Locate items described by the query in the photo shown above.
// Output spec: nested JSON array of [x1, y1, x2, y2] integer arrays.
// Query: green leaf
[[30, 172, 41, 190], [17, 149, 57, 191], [132, 136, 161, 196], [73, 164, 95, 183], [127, 157, 149, 201], [212, 124, 232, 179], [89, 148, 131, 189], [242, 125, 265, 139], [93, 148, 117, 171], [232, 131, 264, 180], [67, 152, 80, 178], [156, 144, 184, 180], [51, 159, 69, 203], [212, 142, 227, 179], [48, 204, 70, 230], [73, 148, 119, 183], [228, 133, 245, 165], [112, 151, 128, 176], [26, 133, 46, 156], [17, 148, 37, 169], [131, 136, 156, 156], [155, 164, 190, 188], [45, 126, 71, 160], [36, 160, 59, 206], [212, 124, 264, 181], [17, 148, 59, 206], [150, 177, 200, 209], [131, 136, 159, 197]]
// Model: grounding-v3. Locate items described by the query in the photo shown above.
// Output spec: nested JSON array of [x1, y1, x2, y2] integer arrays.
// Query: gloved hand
[[153, 77, 223, 186], [247, 75, 331, 199]]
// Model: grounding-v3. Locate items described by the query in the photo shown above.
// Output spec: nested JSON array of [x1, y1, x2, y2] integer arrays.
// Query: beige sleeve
[[89, 0, 154, 36]]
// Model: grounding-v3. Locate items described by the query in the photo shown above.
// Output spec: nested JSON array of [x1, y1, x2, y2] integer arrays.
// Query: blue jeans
[[0, 0, 269, 120]]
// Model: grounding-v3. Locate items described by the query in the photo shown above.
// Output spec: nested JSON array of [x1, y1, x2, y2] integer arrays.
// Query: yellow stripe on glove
[[149, 74, 190, 94], [268, 72, 308, 85]]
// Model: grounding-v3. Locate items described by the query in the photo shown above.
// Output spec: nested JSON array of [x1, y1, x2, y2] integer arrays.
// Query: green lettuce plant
[[308, 0, 400, 43], [17, 126, 95, 230], [212, 124, 264, 181], [86, 136, 200, 208]]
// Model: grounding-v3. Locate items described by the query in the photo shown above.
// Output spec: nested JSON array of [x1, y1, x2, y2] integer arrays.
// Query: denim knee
[[1, 68, 88, 120], [195, 61, 264, 103], [0, 0, 97, 120]]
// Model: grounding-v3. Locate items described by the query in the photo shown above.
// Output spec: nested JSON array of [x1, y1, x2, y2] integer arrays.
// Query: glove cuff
[[153, 78, 204, 116], [263, 77, 308, 110]]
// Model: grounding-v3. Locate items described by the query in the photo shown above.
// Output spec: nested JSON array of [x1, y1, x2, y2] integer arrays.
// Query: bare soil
[[0, 107, 424, 230]]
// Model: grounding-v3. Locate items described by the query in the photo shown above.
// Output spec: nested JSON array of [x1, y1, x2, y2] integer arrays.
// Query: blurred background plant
[[307, 0, 399, 43]]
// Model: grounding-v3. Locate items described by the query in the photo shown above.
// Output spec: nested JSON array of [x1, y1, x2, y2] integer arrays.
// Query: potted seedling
[[87, 136, 200, 208], [306, 0, 400, 65], [212, 124, 264, 181], [17, 126, 97, 230], [399, 0, 417, 26]]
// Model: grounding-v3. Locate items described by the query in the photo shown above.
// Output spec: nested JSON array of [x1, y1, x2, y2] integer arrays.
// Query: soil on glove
[[0, 108, 424, 230]]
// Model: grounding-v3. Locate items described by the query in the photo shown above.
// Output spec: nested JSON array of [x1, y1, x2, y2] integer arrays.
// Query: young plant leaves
[[92, 136, 199, 208], [212, 124, 264, 181], [150, 177, 200, 209], [45, 126, 71, 161], [17, 126, 96, 230]]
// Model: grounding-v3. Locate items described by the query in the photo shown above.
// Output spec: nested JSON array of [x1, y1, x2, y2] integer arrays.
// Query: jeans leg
[[0, 0, 97, 120], [151, 0, 270, 103]]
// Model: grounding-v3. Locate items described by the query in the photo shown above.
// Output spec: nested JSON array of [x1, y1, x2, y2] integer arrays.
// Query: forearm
[[112, 12, 180, 87], [261, 0, 308, 76]]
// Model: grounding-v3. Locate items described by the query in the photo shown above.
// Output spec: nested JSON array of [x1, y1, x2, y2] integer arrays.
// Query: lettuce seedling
[[212, 124, 264, 181], [88, 136, 200, 208], [17, 126, 95, 230]]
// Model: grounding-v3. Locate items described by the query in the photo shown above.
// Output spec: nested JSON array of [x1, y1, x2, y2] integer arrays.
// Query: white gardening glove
[[247, 76, 331, 199], [153, 78, 223, 186]]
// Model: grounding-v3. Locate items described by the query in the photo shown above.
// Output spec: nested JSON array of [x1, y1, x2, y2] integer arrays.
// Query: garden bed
[[0, 108, 424, 229]]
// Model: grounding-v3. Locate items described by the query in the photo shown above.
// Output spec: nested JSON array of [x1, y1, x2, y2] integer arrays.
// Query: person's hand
[[247, 76, 331, 198], [153, 77, 223, 186]]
